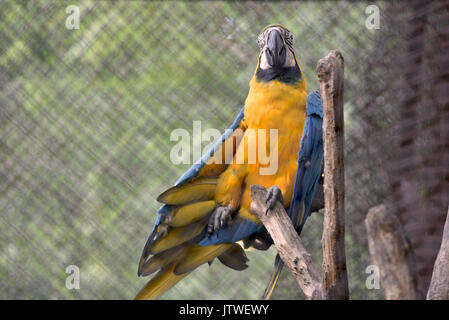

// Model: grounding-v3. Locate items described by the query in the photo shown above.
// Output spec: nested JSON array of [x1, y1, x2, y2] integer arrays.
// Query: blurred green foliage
[[1, 0, 385, 299]]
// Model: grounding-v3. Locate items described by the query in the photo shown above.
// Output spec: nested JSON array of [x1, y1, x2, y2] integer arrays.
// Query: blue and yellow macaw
[[136, 25, 324, 300]]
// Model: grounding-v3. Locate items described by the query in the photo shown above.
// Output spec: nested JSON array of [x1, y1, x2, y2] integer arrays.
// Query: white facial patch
[[284, 49, 296, 67], [258, 26, 297, 70], [259, 51, 270, 70]]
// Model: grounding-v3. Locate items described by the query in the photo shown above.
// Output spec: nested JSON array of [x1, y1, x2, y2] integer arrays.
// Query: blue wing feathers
[[288, 91, 324, 234], [305, 91, 323, 118], [150, 107, 246, 235], [199, 218, 262, 246], [175, 106, 245, 186]]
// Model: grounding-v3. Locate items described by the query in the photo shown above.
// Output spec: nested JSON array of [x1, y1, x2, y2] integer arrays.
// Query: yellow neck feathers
[[244, 76, 307, 129]]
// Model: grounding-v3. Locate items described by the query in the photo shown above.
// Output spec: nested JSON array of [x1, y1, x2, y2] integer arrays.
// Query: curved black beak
[[266, 30, 286, 68]]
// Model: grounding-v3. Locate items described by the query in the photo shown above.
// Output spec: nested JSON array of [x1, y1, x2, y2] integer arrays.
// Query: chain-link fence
[[1, 0, 448, 299]]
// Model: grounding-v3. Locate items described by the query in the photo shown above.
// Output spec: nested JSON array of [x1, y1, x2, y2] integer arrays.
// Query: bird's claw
[[265, 185, 284, 215], [207, 205, 233, 236]]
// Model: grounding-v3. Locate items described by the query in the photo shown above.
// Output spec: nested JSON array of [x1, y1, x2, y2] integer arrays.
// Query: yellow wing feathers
[[163, 200, 216, 227], [157, 177, 217, 205], [136, 244, 243, 300], [138, 174, 240, 299], [150, 219, 206, 254], [174, 244, 232, 275], [135, 263, 191, 300], [195, 121, 246, 179], [139, 245, 187, 276]]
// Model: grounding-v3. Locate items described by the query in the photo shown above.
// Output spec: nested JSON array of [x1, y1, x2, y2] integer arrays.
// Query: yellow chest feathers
[[243, 77, 307, 131]]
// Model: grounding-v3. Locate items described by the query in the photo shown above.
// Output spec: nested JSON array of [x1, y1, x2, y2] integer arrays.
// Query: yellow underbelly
[[214, 78, 307, 223]]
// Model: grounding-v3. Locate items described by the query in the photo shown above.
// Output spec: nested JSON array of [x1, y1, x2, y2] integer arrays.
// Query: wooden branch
[[317, 50, 349, 299], [250, 185, 323, 300], [365, 204, 420, 300], [427, 206, 449, 300]]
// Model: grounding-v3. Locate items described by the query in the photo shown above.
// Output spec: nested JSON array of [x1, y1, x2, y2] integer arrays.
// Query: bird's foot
[[207, 205, 232, 236], [265, 185, 284, 214]]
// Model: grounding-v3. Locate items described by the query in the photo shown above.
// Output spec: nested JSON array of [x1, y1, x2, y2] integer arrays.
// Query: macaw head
[[255, 24, 303, 84]]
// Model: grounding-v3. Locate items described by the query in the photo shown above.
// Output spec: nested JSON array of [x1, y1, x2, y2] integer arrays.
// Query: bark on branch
[[365, 204, 420, 299], [427, 206, 449, 300], [317, 50, 349, 299], [250, 185, 323, 300]]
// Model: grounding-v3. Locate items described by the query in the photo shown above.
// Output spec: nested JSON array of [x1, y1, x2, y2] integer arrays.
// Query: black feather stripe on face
[[255, 64, 302, 84]]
